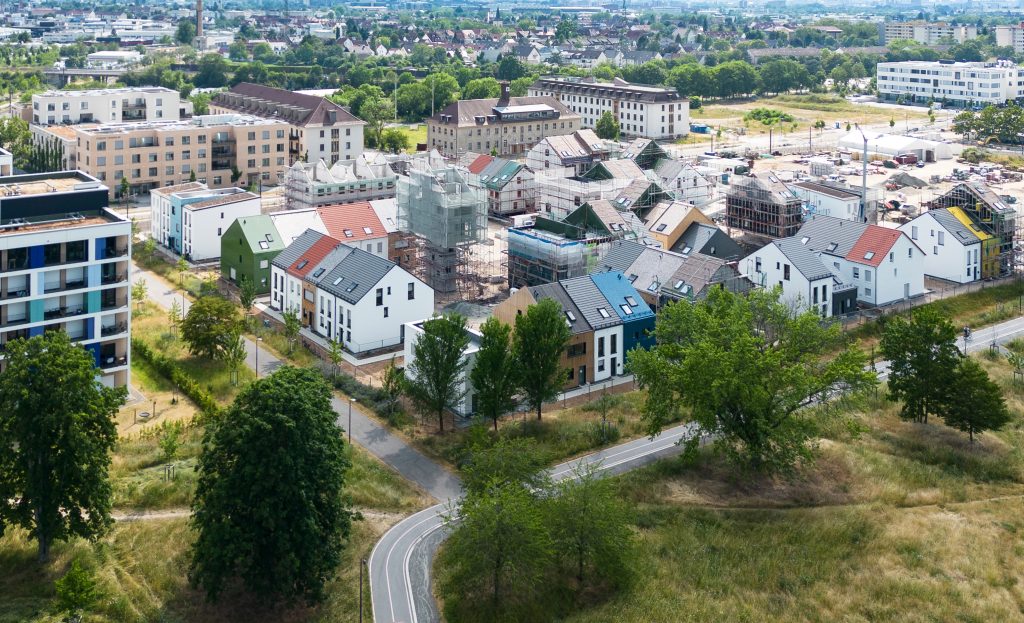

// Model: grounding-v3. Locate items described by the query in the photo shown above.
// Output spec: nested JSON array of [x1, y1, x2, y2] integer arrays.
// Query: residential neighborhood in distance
[[2, 1, 1024, 622]]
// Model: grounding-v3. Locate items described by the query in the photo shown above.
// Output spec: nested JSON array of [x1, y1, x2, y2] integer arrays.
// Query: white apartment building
[[0, 171, 131, 388], [283, 155, 398, 210], [876, 60, 1024, 107], [786, 180, 862, 221], [995, 23, 1024, 55], [528, 76, 689, 140], [151, 183, 261, 262], [882, 21, 977, 45], [32, 87, 191, 125], [898, 207, 984, 284]]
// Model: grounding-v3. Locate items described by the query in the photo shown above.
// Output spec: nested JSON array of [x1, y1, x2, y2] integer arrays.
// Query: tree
[[359, 96, 395, 147], [118, 177, 130, 203], [228, 40, 250, 62], [238, 276, 257, 327], [55, 559, 101, 621], [175, 19, 196, 45], [594, 110, 620, 140], [405, 313, 470, 433], [548, 463, 633, 587], [470, 317, 519, 431], [496, 56, 527, 81], [0, 332, 126, 561], [880, 308, 960, 424], [223, 333, 247, 386], [176, 257, 189, 286], [382, 357, 405, 419], [158, 422, 182, 464], [168, 299, 182, 337], [462, 77, 500, 99], [439, 482, 553, 614], [889, 117, 896, 128], [181, 295, 243, 360], [425, 73, 460, 112], [940, 358, 1011, 443], [629, 287, 875, 473], [461, 437, 549, 497], [513, 298, 571, 421], [379, 127, 410, 154], [555, 16, 578, 42], [190, 367, 353, 604], [282, 309, 301, 354], [131, 277, 148, 310], [194, 53, 230, 88]]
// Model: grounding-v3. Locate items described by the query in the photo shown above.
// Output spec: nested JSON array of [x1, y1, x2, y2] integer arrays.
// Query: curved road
[[370, 312, 1024, 623]]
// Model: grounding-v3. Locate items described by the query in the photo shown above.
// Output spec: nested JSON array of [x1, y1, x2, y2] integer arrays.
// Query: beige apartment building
[[38, 114, 291, 199], [427, 83, 580, 158]]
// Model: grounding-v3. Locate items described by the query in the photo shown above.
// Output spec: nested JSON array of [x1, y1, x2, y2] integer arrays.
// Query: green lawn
[[546, 353, 1024, 623], [390, 123, 426, 154]]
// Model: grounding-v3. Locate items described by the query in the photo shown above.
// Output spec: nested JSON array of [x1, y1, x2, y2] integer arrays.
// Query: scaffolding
[[928, 182, 1016, 277], [535, 167, 636, 220], [396, 162, 488, 295], [503, 217, 612, 289], [725, 174, 803, 240]]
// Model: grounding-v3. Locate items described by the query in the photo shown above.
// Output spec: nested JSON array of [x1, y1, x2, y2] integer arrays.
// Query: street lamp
[[255, 336, 263, 378], [359, 557, 367, 622], [348, 397, 357, 444]]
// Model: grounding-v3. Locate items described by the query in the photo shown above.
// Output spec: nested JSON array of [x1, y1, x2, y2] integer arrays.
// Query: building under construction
[[396, 161, 488, 295], [725, 173, 803, 240], [927, 182, 1017, 277]]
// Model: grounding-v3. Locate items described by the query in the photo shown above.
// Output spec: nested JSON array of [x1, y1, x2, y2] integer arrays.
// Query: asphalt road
[[369, 311, 1024, 623], [132, 264, 462, 502]]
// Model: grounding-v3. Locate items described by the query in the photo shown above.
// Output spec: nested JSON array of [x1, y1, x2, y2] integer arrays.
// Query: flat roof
[[0, 214, 115, 237], [0, 172, 105, 197], [35, 86, 174, 98], [76, 114, 287, 136], [791, 180, 860, 200]]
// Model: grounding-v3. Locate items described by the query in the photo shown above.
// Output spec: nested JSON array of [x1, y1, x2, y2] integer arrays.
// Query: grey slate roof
[[796, 214, 869, 258], [774, 238, 834, 281], [597, 240, 646, 273], [663, 254, 733, 299], [530, 282, 592, 335], [314, 246, 397, 305], [271, 228, 322, 270], [672, 222, 744, 260], [929, 208, 981, 246], [560, 274, 619, 330]]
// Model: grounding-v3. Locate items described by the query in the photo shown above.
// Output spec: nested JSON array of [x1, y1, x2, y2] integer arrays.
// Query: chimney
[[196, 0, 204, 38], [498, 81, 510, 106]]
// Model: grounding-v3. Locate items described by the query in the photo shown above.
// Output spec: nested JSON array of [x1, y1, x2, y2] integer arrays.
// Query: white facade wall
[[270, 266, 305, 316], [742, 244, 833, 317], [824, 237, 924, 306], [662, 166, 715, 205], [899, 215, 980, 284], [149, 190, 173, 249], [298, 123, 364, 165], [528, 85, 689, 140], [403, 321, 481, 416], [32, 87, 186, 125], [591, 325, 624, 383], [315, 267, 434, 353], [877, 60, 1024, 106], [790, 187, 861, 221], [182, 196, 262, 262]]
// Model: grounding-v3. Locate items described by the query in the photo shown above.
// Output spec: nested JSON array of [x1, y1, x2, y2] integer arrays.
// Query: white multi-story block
[[882, 21, 977, 45], [32, 87, 191, 126], [0, 171, 131, 387], [151, 183, 261, 262], [528, 76, 689, 140], [876, 60, 1024, 107]]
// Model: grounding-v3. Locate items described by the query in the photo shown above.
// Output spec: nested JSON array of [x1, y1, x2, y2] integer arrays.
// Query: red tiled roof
[[288, 234, 340, 278], [316, 202, 387, 243], [845, 225, 902, 267], [467, 154, 493, 174]]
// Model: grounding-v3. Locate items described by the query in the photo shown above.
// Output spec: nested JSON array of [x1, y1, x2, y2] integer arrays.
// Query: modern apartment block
[[881, 21, 977, 45], [38, 114, 291, 199], [283, 155, 398, 211], [528, 76, 689, 140], [210, 83, 366, 166], [995, 23, 1024, 55], [876, 60, 1024, 107], [0, 171, 131, 388], [427, 82, 580, 158], [31, 87, 192, 126], [150, 183, 261, 262]]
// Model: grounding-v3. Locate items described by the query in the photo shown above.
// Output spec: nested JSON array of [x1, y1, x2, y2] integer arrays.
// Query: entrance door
[[611, 357, 617, 376], [579, 366, 586, 386], [904, 283, 910, 299]]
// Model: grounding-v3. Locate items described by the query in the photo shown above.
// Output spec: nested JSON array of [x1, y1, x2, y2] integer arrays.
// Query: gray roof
[[672, 222, 744, 260], [530, 282, 592, 335], [929, 208, 982, 246], [271, 228, 322, 270], [598, 240, 646, 273], [560, 274, 619, 330], [774, 238, 834, 281], [314, 245, 397, 305], [663, 254, 734, 299], [796, 214, 869, 258]]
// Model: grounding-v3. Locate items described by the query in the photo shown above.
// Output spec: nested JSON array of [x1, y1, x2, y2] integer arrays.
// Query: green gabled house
[[220, 215, 285, 294]]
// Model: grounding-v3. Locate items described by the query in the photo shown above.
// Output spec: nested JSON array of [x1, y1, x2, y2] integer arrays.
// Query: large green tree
[[189, 366, 352, 604], [941, 358, 1012, 443], [461, 437, 549, 497], [0, 332, 126, 561], [470, 317, 519, 431], [513, 298, 571, 420], [194, 53, 230, 88], [594, 111, 620, 140], [629, 287, 875, 473], [175, 19, 196, 45], [181, 295, 243, 360], [405, 313, 471, 433], [880, 308, 960, 424]]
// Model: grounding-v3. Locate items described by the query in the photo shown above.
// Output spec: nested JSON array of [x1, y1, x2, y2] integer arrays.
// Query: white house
[[151, 183, 261, 262], [786, 180, 861, 221], [898, 207, 983, 283], [742, 237, 847, 318], [653, 159, 715, 206], [403, 321, 482, 416]]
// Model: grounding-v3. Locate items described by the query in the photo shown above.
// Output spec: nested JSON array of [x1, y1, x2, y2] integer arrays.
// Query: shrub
[[131, 338, 222, 421]]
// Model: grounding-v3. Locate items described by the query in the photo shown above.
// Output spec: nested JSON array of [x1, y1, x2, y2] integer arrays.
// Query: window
[[783, 264, 790, 281], [620, 304, 633, 315], [597, 307, 610, 318], [376, 288, 383, 306], [598, 336, 605, 357], [865, 269, 872, 282], [938, 231, 945, 246], [383, 307, 389, 318], [911, 225, 918, 239], [625, 296, 637, 307], [611, 334, 617, 354], [408, 282, 415, 300], [853, 267, 860, 279]]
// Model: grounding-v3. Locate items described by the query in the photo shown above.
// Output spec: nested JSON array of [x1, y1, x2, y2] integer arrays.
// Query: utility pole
[[855, 123, 869, 222]]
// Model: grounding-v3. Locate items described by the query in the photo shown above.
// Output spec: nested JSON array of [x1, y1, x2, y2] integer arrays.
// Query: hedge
[[131, 338, 223, 421]]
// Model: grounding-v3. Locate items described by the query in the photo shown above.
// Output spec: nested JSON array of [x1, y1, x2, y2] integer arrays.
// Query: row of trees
[[405, 299, 571, 432], [439, 438, 633, 620], [952, 104, 1024, 145]]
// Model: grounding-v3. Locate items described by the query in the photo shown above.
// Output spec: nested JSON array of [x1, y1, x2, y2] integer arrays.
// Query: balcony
[[101, 271, 127, 285], [101, 322, 128, 337], [2, 287, 28, 300], [3, 315, 28, 327], [3, 258, 28, 273], [101, 295, 127, 311], [102, 246, 129, 259], [99, 355, 128, 369], [44, 278, 87, 294], [43, 306, 85, 320]]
